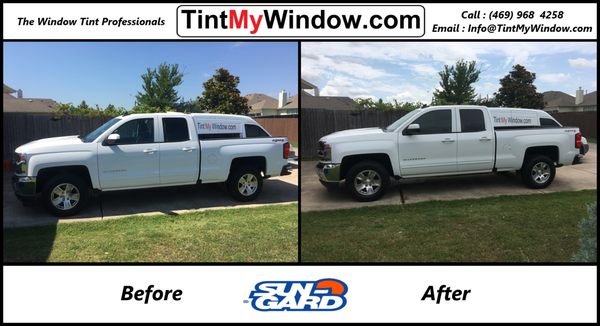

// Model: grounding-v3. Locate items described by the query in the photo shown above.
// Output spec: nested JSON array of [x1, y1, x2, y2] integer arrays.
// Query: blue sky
[[4, 42, 298, 108], [301, 42, 597, 103]]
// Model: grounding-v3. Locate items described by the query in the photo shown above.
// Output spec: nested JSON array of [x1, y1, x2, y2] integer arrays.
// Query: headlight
[[317, 141, 332, 161], [15, 152, 28, 175]]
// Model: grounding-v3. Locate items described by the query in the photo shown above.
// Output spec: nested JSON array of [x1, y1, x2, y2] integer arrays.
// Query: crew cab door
[[398, 108, 457, 176], [456, 108, 495, 173], [158, 117, 200, 185], [97, 117, 160, 189]]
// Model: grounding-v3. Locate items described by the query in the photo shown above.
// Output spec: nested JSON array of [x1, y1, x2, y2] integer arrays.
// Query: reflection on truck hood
[[15, 135, 85, 154], [321, 127, 385, 143]]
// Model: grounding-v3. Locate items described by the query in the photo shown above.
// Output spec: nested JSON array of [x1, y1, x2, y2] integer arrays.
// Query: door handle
[[479, 137, 492, 141], [143, 148, 157, 154], [441, 138, 455, 143], [181, 147, 196, 152]]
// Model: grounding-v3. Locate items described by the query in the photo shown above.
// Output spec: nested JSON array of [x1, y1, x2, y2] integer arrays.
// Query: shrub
[[572, 202, 597, 262]]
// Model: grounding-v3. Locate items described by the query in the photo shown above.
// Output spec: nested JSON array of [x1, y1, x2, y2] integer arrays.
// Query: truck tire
[[345, 161, 390, 202], [42, 174, 90, 217], [521, 155, 556, 189], [227, 167, 263, 201]]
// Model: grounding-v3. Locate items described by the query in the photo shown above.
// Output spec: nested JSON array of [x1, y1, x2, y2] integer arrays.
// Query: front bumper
[[316, 162, 341, 182], [12, 175, 37, 197]]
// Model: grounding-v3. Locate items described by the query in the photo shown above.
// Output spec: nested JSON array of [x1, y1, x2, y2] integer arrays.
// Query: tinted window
[[163, 118, 190, 142], [111, 118, 154, 145], [460, 109, 486, 132], [409, 110, 452, 134], [198, 133, 241, 140], [245, 124, 270, 138], [540, 118, 561, 127]]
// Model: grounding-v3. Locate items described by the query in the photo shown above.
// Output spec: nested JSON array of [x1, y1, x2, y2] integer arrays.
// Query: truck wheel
[[346, 161, 389, 201], [42, 174, 90, 217], [521, 155, 556, 189], [227, 167, 263, 201]]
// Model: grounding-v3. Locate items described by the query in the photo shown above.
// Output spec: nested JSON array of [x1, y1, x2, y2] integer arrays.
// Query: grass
[[586, 137, 596, 144], [301, 190, 597, 263], [4, 203, 298, 263]]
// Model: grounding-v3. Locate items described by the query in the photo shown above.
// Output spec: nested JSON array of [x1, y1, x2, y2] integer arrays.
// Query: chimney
[[17, 89, 23, 99], [575, 87, 584, 105], [278, 90, 288, 108], [313, 86, 320, 97]]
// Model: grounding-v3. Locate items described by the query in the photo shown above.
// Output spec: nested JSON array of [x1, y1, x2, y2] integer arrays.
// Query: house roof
[[300, 92, 359, 110], [543, 91, 575, 107], [4, 84, 16, 94], [3, 93, 58, 113], [245, 93, 279, 114], [301, 79, 318, 90], [282, 95, 298, 109], [543, 90, 597, 107], [582, 91, 597, 106]]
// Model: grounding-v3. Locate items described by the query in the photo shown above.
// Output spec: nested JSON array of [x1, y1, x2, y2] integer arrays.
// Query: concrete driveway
[[301, 144, 597, 212], [4, 163, 298, 228]]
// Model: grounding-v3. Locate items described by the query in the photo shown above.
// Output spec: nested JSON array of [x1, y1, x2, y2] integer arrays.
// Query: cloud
[[538, 73, 571, 83], [568, 58, 597, 68], [411, 64, 438, 76], [301, 53, 390, 80]]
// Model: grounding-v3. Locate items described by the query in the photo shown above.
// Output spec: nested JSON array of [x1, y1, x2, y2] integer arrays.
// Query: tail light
[[283, 142, 290, 159], [575, 132, 582, 149]]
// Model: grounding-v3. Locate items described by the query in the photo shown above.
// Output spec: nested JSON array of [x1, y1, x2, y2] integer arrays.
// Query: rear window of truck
[[460, 109, 486, 132], [163, 118, 190, 142], [245, 124, 270, 138]]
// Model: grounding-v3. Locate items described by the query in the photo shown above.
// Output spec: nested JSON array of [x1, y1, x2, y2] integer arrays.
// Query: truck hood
[[15, 135, 87, 154], [320, 127, 387, 143]]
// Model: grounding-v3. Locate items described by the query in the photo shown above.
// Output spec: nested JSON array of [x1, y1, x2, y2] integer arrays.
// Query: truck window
[[540, 117, 561, 127], [410, 109, 452, 134], [162, 118, 190, 142], [459, 109, 486, 132], [111, 118, 154, 145], [245, 124, 270, 138]]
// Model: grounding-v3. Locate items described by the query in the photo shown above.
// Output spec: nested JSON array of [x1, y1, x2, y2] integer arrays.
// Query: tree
[[135, 63, 183, 111], [432, 59, 480, 105], [355, 98, 425, 111], [495, 64, 544, 109], [197, 68, 250, 115]]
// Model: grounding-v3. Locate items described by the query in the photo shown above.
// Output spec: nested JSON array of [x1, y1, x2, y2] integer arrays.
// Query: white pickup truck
[[316, 105, 583, 201], [12, 112, 292, 216]]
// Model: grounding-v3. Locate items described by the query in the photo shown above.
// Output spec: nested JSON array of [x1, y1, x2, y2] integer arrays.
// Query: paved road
[[4, 163, 298, 228], [301, 144, 597, 212]]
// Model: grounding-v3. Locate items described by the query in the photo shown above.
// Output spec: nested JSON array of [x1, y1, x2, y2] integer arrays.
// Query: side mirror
[[105, 133, 120, 145], [404, 123, 420, 135]]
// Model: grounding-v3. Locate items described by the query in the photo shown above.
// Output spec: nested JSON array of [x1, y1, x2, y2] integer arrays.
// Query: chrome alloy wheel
[[354, 169, 382, 196], [531, 162, 551, 184], [50, 183, 80, 210], [238, 173, 258, 196]]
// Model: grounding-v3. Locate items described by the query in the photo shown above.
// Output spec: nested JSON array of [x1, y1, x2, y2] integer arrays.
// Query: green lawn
[[4, 203, 298, 263], [301, 190, 597, 263]]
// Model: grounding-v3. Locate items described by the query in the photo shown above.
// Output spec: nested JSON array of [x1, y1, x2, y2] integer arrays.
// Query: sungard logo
[[247, 279, 348, 311]]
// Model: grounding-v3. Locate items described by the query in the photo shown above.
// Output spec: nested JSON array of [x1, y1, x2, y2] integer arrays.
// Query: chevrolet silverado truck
[[317, 105, 583, 201], [13, 112, 292, 216]]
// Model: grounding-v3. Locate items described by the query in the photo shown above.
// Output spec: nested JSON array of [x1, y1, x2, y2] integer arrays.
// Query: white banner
[[3, 266, 597, 323], [2, 3, 597, 39]]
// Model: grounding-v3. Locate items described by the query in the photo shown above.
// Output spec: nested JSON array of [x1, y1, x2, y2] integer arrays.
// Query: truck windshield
[[384, 110, 421, 132], [81, 118, 121, 143]]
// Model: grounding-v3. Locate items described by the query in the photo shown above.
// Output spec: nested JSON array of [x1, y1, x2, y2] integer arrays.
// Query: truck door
[[398, 108, 457, 176], [456, 108, 495, 173], [158, 117, 200, 185], [97, 117, 160, 189]]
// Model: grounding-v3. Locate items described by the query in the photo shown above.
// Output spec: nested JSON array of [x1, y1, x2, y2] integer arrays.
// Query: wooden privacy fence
[[301, 109, 598, 159], [255, 115, 298, 144], [301, 109, 409, 159], [3, 112, 299, 160], [3, 113, 112, 160], [549, 111, 597, 139]]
